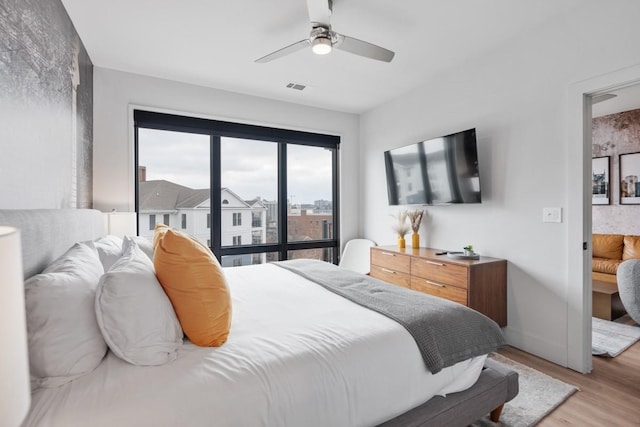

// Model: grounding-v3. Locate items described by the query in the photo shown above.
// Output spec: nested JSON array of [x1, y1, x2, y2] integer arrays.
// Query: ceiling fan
[[255, 0, 395, 63]]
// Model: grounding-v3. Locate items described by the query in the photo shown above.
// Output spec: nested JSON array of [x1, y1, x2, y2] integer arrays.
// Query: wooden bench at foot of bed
[[379, 357, 519, 427]]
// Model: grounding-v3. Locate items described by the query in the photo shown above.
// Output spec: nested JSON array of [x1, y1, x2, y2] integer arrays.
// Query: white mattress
[[24, 263, 486, 427]]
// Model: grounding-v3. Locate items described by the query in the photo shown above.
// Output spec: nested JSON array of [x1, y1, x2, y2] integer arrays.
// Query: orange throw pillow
[[153, 225, 232, 347]]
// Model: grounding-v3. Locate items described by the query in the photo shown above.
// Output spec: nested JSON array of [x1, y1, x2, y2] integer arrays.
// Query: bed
[[1, 209, 518, 427]]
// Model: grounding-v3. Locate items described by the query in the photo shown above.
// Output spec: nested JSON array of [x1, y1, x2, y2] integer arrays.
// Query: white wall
[[360, 1, 640, 366], [221, 208, 252, 246], [93, 68, 360, 244]]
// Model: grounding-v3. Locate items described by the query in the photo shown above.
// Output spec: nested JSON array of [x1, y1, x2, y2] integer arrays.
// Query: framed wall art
[[620, 152, 640, 205], [592, 156, 610, 205]]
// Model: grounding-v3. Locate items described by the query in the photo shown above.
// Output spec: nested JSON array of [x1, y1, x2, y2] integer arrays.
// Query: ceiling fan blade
[[255, 39, 310, 63], [334, 33, 395, 62], [306, 0, 332, 27]]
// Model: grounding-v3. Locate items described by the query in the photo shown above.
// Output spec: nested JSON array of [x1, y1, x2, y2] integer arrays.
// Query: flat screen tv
[[384, 128, 481, 205]]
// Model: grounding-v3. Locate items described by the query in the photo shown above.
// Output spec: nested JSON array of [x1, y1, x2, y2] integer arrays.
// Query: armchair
[[617, 259, 640, 324]]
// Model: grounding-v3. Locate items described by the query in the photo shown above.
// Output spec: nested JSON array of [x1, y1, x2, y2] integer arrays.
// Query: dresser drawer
[[370, 265, 411, 289], [371, 249, 411, 274], [411, 258, 468, 289], [410, 276, 468, 305]]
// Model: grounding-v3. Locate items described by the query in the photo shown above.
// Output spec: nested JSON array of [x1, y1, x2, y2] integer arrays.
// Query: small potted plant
[[463, 245, 474, 256]]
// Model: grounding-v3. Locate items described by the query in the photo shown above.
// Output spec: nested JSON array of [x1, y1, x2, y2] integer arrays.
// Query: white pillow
[[25, 242, 107, 389], [93, 235, 124, 272], [95, 237, 183, 366], [127, 235, 154, 261]]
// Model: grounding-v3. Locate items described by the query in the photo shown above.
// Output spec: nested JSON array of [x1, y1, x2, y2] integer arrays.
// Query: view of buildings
[[138, 168, 333, 267]]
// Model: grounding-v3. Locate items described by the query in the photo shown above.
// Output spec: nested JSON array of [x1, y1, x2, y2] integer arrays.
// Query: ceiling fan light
[[311, 37, 332, 55]]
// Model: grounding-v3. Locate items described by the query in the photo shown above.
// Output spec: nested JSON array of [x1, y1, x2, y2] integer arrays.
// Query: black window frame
[[149, 214, 156, 230], [134, 110, 340, 264], [181, 213, 187, 229]]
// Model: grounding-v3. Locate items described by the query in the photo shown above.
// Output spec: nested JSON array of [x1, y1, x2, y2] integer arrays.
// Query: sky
[[138, 128, 333, 204]]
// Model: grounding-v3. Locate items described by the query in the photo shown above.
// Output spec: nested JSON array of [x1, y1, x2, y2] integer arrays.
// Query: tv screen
[[384, 128, 481, 205]]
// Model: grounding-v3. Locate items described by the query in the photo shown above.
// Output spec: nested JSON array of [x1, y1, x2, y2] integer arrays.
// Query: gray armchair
[[617, 259, 640, 324]]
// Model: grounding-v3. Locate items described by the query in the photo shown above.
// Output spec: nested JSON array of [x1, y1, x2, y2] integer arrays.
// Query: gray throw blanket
[[275, 259, 504, 374]]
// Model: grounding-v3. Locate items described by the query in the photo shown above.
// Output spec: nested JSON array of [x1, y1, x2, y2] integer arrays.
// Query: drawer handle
[[381, 268, 396, 274], [424, 280, 445, 288], [381, 252, 396, 257], [425, 261, 445, 266]]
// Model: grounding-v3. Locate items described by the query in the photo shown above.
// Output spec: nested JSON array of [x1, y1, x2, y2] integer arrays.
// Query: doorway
[[590, 84, 640, 357], [567, 63, 640, 373]]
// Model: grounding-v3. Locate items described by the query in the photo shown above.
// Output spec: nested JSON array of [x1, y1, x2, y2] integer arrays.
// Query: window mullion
[[332, 146, 340, 264], [211, 135, 222, 257], [278, 142, 288, 260], [134, 125, 140, 236]]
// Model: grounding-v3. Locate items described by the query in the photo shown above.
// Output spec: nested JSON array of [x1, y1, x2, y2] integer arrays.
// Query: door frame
[[567, 63, 640, 373]]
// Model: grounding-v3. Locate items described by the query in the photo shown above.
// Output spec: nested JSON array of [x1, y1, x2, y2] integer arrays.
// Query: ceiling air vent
[[286, 82, 306, 91]]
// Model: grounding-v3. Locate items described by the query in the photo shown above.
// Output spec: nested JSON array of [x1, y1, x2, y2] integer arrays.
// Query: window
[[135, 110, 339, 265], [252, 212, 262, 227], [287, 145, 334, 249], [181, 214, 187, 229], [136, 127, 209, 244]]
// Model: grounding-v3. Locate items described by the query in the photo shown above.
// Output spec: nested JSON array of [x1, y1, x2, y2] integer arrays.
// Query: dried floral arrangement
[[408, 209, 424, 233], [390, 210, 410, 237]]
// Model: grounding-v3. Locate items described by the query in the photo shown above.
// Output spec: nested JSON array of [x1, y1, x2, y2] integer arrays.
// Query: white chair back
[[339, 239, 377, 274]]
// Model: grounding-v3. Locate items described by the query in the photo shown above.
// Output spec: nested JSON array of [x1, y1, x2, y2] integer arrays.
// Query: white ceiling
[[61, 0, 585, 114], [592, 83, 640, 118]]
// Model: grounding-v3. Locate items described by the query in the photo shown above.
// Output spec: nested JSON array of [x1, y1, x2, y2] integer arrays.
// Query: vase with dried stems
[[408, 209, 424, 249], [390, 210, 409, 249]]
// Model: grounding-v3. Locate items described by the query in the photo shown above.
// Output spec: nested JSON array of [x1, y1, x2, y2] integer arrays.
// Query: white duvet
[[24, 263, 486, 427]]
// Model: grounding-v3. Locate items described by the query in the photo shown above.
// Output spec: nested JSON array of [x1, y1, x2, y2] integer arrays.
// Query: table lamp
[[103, 211, 137, 237], [0, 226, 30, 426]]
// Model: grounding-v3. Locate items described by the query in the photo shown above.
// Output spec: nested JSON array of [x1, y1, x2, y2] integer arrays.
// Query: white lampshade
[[103, 212, 137, 238], [0, 226, 30, 427]]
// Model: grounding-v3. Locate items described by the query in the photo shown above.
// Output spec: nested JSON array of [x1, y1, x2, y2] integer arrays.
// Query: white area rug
[[592, 316, 640, 357], [471, 353, 578, 427]]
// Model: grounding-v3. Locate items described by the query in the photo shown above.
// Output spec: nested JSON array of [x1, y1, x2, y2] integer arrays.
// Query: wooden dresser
[[370, 246, 507, 326]]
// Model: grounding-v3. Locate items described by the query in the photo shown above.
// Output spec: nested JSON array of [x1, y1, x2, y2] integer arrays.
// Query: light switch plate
[[542, 207, 562, 223]]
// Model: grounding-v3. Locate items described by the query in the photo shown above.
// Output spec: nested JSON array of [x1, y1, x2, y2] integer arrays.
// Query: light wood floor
[[500, 333, 640, 425]]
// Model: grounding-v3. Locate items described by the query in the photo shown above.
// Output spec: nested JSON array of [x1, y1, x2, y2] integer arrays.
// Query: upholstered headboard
[[0, 209, 104, 279]]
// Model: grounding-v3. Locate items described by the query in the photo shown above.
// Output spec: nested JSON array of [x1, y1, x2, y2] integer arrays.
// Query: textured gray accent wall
[[592, 109, 640, 235], [0, 0, 93, 208]]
